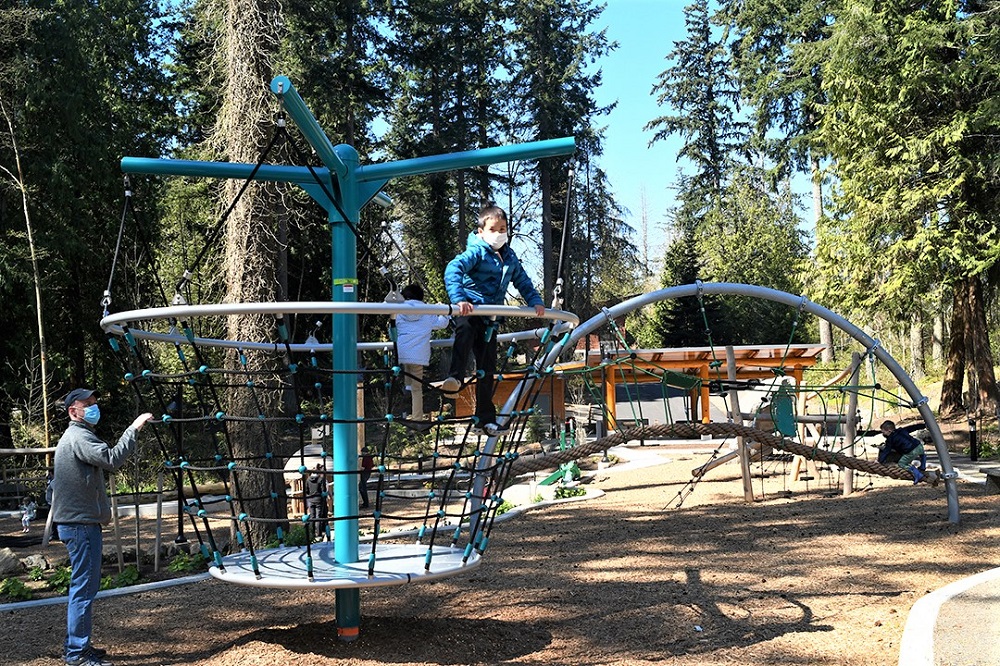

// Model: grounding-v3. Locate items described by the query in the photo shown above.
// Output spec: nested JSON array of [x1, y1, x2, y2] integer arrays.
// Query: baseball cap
[[64, 388, 97, 410]]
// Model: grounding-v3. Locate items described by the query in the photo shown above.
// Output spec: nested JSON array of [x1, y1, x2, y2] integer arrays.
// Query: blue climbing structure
[[120, 76, 574, 640]]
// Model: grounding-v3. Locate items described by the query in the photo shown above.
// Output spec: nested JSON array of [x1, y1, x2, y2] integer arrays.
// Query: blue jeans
[[58, 523, 103, 662]]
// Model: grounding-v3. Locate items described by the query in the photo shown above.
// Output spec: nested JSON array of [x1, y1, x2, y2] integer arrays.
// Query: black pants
[[449, 315, 498, 424], [359, 471, 372, 507]]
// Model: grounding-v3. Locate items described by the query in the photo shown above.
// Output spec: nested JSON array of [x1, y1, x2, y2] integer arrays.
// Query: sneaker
[[440, 377, 461, 394], [481, 422, 509, 437], [930, 470, 941, 488], [912, 467, 925, 485], [66, 653, 113, 666], [87, 646, 108, 659]]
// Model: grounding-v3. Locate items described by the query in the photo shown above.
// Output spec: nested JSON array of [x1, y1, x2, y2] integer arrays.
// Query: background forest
[[1, 0, 998, 449]]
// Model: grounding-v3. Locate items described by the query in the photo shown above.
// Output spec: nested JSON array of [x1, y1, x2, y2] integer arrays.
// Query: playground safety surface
[[2, 445, 999, 666]]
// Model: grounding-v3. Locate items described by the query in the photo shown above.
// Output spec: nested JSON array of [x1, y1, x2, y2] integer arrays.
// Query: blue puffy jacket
[[445, 232, 543, 308]]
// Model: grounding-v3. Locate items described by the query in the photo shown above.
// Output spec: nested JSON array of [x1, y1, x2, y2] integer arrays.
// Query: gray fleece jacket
[[51, 421, 140, 525]]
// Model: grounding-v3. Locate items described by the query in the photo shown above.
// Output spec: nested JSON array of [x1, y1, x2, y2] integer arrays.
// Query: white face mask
[[481, 230, 508, 250]]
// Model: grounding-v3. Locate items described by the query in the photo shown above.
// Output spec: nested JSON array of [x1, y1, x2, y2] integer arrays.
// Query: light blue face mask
[[82, 404, 101, 425]]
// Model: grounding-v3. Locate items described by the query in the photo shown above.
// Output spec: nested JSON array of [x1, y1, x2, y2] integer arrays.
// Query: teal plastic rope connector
[[373, 510, 381, 518], [392, 365, 401, 375], [236, 531, 244, 546], [199, 365, 209, 374], [124, 372, 134, 381], [238, 512, 248, 522], [215, 454, 223, 461], [418, 525, 426, 539], [385, 413, 394, 422], [437, 509, 445, 517], [368, 553, 376, 571], [301, 514, 310, 522], [295, 413, 304, 423], [179, 461, 189, 469], [288, 363, 298, 373], [213, 551, 223, 567], [540, 328, 551, 344], [228, 462, 237, 471], [246, 379, 255, 388], [197, 509, 207, 517], [463, 543, 474, 559], [183, 326, 195, 343], [479, 536, 489, 553], [141, 369, 152, 377], [277, 321, 289, 341], [161, 414, 171, 422], [428, 490, 436, 498], [424, 550, 433, 568], [214, 411, 225, 420], [108, 338, 120, 352], [476, 369, 485, 379], [124, 330, 137, 347], [298, 465, 307, 474]]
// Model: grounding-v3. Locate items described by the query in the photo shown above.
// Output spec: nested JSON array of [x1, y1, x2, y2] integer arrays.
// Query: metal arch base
[[209, 542, 481, 590]]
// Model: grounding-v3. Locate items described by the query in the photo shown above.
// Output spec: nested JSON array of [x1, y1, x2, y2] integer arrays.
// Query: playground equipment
[[522, 282, 960, 522], [107, 75, 576, 640]]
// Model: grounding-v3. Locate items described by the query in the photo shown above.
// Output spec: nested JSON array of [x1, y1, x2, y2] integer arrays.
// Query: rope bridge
[[508, 421, 917, 482]]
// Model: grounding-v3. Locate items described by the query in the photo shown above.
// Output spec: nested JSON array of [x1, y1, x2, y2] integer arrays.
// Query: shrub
[[28, 566, 45, 581], [167, 552, 204, 573], [554, 486, 587, 499], [46, 566, 73, 595], [496, 499, 515, 515], [0, 577, 33, 601]]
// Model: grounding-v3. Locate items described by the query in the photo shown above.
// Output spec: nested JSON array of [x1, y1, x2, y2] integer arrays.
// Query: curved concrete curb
[[898, 566, 1000, 665]]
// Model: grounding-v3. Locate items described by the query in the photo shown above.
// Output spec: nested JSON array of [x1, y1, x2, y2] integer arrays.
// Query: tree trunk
[[909, 312, 924, 380], [939, 279, 967, 417], [811, 155, 834, 363], [932, 310, 944, 364], [217, 0, 287, 548], [965, 275, 1000, 419], [540, 162, 553, 304]]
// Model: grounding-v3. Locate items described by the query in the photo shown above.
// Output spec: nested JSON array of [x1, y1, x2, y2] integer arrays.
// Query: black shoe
[[66, 653, 113, 666], [88, 647, 108, 659]]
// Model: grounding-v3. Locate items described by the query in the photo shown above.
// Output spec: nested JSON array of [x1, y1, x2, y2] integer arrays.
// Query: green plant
[[554, 486, 587, 499], [100, 565, 141, 591], [495, 499, 515, 515], [526, 412, 549, 443], [531, 493, 543, 503], [46, 566, 73, 595], [265, 524, 310, 548], [167, 552, 203, 573], [968, 433, 1000, 459], [0, 577, 33, 601], [28, 566, 45, 581]]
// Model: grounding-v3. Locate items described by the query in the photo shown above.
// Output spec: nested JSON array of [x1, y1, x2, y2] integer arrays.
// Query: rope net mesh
[[104, 306, 572, 589]]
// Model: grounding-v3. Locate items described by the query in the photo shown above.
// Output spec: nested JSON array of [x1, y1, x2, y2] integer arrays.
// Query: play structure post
[[843, 352, 862, 495], [726, 346, 754, 502], [121, 75, 575, 639]]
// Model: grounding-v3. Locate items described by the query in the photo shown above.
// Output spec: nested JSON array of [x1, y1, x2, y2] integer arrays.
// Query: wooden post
[[110, 475, 124, 573], [844, 352, 862, 495], [154, 470, 164, 572], [727, 346, 754, 502]]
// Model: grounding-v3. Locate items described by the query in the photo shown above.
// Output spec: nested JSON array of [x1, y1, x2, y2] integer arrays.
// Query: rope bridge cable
[[505, 421, 919, 482]]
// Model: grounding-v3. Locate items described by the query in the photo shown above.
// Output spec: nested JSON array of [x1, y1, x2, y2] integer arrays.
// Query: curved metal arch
[[480, 282, 958, 524]]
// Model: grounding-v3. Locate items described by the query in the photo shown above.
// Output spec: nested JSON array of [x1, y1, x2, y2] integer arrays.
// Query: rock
[[0, 547, 24, 575], [19, 554, 49, 571]]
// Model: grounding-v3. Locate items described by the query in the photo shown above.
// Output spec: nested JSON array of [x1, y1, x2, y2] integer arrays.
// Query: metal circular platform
[[208, 542, 481, 589]]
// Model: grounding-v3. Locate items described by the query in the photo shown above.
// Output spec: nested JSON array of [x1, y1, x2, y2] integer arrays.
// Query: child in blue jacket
[[443, 205, 545, 435]]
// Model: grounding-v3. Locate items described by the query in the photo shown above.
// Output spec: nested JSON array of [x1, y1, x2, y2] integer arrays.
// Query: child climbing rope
[[878, 420, 926, 484]]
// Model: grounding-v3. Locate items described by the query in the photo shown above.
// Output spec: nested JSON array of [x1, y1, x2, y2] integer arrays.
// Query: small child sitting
[[20, 498, 37, 532], [878, 420, 925, 483], [443, 205, 545, 435], [394, 283, 450, 420]]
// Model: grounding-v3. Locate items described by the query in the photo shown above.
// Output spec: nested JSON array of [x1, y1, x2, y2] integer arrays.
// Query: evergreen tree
[[507, 0, 614, 304], [815, 0, 1000, 417], [645, 0, 746, 201]]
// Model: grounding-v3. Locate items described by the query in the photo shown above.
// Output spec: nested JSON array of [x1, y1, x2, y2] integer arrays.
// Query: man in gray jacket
[[51, 388, 153, 666]]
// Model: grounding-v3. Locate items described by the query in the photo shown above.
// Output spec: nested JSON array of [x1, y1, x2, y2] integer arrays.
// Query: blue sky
[[592, 0, 690, 254]]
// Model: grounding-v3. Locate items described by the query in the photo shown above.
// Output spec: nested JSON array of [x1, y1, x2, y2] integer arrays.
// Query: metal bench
[[980, 467, 1000, 494]]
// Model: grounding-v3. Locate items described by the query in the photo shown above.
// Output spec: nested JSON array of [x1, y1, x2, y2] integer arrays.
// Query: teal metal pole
[[270, 76, 347, 178], [120, 157, 331, 185], [329, 143, 361, 641], [356, 137, 575, 182]]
